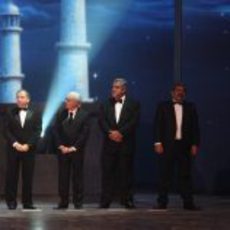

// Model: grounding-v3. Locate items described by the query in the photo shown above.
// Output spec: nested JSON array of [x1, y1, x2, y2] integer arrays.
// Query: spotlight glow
[[41, 0, 131, 136]]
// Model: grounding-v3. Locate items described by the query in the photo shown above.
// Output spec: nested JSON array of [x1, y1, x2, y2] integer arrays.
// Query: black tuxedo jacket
[[5, 106, 42, 151], [53, 107, 90, 151], [154, 100, 200, 151], [100, 96, 140, 146]]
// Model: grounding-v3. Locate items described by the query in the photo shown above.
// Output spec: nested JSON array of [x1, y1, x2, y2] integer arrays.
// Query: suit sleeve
[[53, 110, 63, 148], [118, 102, 140, 137], [27, 110, 42, 147], [74, 114, 90, 149], [153, 103, 164, 144], [4, 110, 17, 146], [191, 104, 200, 146], [99, 103, 111, 135]]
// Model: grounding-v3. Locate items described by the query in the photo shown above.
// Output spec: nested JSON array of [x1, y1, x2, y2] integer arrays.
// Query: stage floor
[[0, 194, 230, 230]]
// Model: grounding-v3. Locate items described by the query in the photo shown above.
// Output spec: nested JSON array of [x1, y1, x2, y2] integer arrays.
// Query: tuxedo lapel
[[108, 101, 116, 126], [61, 110, 69, 126], [118, 98, 129, 125], [169, 102, 177, 132], [23, 108, 33, 128], [13, 109, 21, 127], [72, 109, 83, 123], [181, 102, 187, 131]]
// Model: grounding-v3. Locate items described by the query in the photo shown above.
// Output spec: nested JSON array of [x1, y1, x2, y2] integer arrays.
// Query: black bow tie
[[111, 98, 123, 104], [68, 112, 74, 123], [173, 102, 183, 105], [18, 108, 28, 111], [116, 99, 123, 104]]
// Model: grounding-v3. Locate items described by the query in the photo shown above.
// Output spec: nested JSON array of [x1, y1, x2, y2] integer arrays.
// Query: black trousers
[[157, 141, 194, 206], [5, 148, 35, 206], [58, 151, 84, 205], [101, 142, 134, 204]]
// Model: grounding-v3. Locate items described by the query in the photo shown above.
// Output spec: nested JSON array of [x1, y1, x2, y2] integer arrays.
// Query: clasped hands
[[109, 130, 123, 143], [13, 142, 30, 153], [58, 145, 77, 155], [154, 143, 199, 156]]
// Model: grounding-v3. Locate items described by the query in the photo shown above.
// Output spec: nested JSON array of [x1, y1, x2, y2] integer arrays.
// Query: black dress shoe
[[154, 204, 167, 210], [123, 201, 136, 209], [54, 204, 68, 210], [74, 203, 83, 209], [99, 202, 110, 209], [184, 204, 201, 211], [23, 205, 37, 210], [7, 203, 17, 210]]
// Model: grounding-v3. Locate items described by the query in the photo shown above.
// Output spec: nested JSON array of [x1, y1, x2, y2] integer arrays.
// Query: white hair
[[113, 78, 127, 87], [66, 91, 82, 102]]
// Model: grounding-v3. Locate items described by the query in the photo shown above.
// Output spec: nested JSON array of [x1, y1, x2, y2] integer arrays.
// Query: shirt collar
[[172, 99, 183, 105], [68, 108, 78, 115], [17, 106, 29, 112]]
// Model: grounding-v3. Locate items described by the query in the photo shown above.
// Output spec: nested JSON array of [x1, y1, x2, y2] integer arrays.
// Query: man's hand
[[13, 142, 29, 152], [21, 144, 30, 152], [13, 142, 23, 152], [58, 145, 77, 155], [191, 145, 199, 156], [58, 145, 70, 155], [154, 143, 164, 155], [109, 130, 123, 143], [68, 146, 78, 153]]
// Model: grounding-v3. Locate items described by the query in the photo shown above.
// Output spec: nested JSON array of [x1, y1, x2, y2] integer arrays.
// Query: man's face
[[16, 91, 30, 108], [171, 86, 186, 103], [111, 82, 126, 99], [65, 97, 79, 111]]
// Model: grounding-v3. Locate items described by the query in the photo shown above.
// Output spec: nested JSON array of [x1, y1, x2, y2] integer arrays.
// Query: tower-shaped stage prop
[[56, 0, 91, 100], [0, 0, 24, 103]]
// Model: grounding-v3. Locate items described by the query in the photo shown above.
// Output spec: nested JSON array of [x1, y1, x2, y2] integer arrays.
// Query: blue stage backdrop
[[0, 0, 230, 194]]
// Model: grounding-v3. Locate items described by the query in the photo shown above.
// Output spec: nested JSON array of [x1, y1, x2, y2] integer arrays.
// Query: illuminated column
[[0, 0, 24, 103], [57, 0, 91, 100]]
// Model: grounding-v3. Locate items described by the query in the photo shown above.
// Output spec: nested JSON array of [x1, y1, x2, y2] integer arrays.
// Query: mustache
[[176, 94, 184, 97]]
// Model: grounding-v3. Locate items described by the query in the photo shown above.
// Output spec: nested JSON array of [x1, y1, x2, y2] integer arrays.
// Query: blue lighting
[[41, 0, 131, 137]]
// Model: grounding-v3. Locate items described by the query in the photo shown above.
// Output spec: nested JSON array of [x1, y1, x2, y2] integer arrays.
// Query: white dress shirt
[[19, 110, 27, 128], [174, 103, 183, 140], [115, 95, 126, 124], [68, 108, 78, 120], [154, 102, 183, 146]]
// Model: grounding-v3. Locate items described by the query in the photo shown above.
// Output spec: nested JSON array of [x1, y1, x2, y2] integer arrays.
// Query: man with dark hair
[[5, 89, 42, 210], [154, 83, 200, 210], [99, 78, 140, 209]]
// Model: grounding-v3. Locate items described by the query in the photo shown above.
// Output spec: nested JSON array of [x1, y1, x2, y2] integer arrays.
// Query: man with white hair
[[99, 77, 140, 209], [53, 92, 90, 209]]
